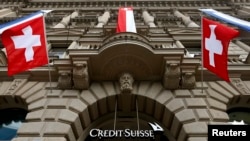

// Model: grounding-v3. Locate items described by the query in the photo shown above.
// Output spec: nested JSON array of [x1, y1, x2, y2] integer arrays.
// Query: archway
[[227, 95, 250, 124], [0, 96, 28, 140], [79, 85, 179, 141], [227, 107, 250, 124]]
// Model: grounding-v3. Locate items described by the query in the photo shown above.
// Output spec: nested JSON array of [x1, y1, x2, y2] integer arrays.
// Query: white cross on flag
[[202, 18, 239, 82], [0, 11, 48, 76]]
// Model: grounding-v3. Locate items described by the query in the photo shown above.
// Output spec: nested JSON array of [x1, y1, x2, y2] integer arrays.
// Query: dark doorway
[[227, 107, 250, 124], [0, 108, 27, 140]]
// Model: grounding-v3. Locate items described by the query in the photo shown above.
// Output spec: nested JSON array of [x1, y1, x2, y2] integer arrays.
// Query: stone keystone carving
[[58, 72, 72, 89], [119, 72, 134, 93], [163, 63, 180, 89], [73, 62, 89, 90], [181, 72, 196, 89]]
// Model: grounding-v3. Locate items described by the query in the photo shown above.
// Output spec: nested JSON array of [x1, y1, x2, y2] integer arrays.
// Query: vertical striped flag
[[116, 7, 137, 33]]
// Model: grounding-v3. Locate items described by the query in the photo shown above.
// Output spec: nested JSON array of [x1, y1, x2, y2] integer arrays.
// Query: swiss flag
[[1, 11, 48, 76], [202, 18, 239, 82], [116, 7, 136, 33]]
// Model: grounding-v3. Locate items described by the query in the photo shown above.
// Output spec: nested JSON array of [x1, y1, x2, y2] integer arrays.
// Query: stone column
[[95, 11, 110, 27], [142, 10, 156, 27], [237, 10, 249, 15], [173, 9, 199, 27], [175, 40, 185, 48], [234, 40, 250, 63], [54, 11, 79, 28], [234, 4, 250, 15], [234, 40, 250, 52], [176, 40, 193, 57], [0, 8, 16, 18]]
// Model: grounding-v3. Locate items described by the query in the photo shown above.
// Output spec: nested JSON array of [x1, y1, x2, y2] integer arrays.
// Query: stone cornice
[[15, 0, 231, 12]]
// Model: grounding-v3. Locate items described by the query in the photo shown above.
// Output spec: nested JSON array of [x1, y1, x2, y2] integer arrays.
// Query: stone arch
[[204, 80, 250, 124], [225, 80, 250, 123], [0, 79, 33, 111], [227, 94, 250, 114], [73, 82, 211, 141], [13, 80, 247, 141], [0, 95, 27, 111], [101, 32, 152, 53], [76, 82, 179, 141], [0, 84, 29, 141], [77, 82, 216, 141]]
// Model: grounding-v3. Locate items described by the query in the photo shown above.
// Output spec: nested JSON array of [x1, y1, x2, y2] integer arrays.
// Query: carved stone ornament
[[73, 62, 89, 90], [119, 72, 134, 93], [58, 72, 72, 89], [5, 79, 27, 95], [231, 78, 250, 94], [181, 72, 196, 89], [163, 63, 181, 89]]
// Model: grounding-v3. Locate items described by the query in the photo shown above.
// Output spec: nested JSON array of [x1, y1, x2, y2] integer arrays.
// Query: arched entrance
[[0, 95, 28, 140], [9, 81, 213, 141], [79, 86, 178, 141], [227, 94, 250, 124]]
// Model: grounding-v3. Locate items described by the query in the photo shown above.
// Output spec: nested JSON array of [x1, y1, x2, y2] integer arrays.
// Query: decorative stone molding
[[53, 59, 72, 89], [73, 62, 89, 90], [181, 72, 196, 89], [5, 75, 29, 95], [180, 57, 199, 89], [119, 72, 134, 93], [231, 78, 250, 95], [58, 72, 72, 89], [163, 63, 181, 89]]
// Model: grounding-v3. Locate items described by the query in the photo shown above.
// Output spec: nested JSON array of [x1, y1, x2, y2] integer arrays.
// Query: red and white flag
[[116, 7, 136, 33], [0, 11, 49, 76], [202, 17, 239, 82]]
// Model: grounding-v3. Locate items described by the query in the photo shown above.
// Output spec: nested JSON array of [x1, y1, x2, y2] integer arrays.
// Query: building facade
[[0, 0, 250, 141]]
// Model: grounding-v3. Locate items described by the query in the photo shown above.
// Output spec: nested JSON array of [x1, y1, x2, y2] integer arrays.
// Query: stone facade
[[0, 0, 250, 141], [0, 80, 249, 141]]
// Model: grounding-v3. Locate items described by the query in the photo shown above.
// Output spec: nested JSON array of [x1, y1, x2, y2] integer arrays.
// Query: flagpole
[[47, 57, 53, 93], [42, 12, 52, 93], [136, 97, 140, 131], [200, 14, 204, 93], [114, 96, 117, 130]]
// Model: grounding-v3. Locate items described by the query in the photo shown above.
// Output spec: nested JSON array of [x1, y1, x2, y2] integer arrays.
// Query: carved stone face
[[73, 63, 88, 79], [119, 73, 134, 93]]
